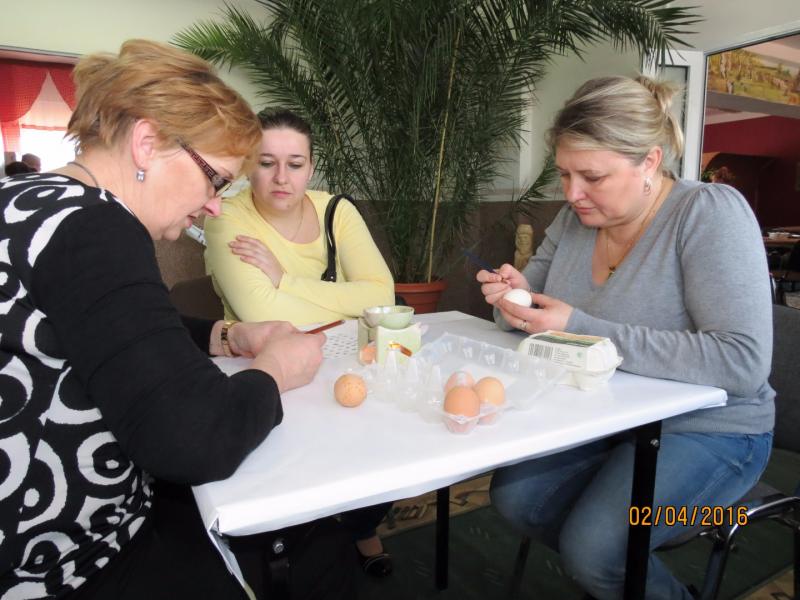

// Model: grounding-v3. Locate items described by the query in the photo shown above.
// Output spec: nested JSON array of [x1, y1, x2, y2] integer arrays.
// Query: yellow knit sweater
[[204, 187, 394, 326]]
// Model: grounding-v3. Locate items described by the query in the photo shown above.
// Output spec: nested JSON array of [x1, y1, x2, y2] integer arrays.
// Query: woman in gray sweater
[[477, 75, 773, 600]]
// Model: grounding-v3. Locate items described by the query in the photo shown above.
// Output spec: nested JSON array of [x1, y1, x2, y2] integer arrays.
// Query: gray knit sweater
[[498, 179, 775, 435]]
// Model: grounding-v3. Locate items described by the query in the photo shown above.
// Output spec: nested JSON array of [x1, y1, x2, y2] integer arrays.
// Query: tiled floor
[[377, 475, 491, 538], [785, 292, 800, 309], [744, 569, 794, 599]]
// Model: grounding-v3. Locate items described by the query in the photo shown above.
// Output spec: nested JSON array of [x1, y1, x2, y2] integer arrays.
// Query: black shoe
[[358, 550, 393, 578]]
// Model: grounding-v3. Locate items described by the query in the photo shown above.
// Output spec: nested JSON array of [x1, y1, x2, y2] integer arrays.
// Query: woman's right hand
[[252, 331, 325, 392], [476, 263, 529, 305], [229, 235, 285, 287]]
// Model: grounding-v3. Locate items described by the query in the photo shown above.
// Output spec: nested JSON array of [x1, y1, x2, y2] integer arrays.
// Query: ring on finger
[[520, 320, 528, 331]]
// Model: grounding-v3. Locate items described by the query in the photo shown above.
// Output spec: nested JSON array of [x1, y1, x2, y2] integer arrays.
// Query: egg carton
[[441, 402, 503, 434], [335, 333, 565, 432], [416, 333, 566, 410]]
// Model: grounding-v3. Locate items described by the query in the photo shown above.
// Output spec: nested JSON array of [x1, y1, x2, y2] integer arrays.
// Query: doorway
[[700, 32, 800, 231]]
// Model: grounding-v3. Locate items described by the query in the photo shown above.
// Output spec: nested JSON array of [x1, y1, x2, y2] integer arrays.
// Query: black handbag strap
[[321, 193, 354, 282]]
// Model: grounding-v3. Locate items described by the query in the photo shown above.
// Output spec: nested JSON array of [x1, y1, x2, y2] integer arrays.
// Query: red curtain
[[0, 59, 75, 152], [48, 64, 76, 110]]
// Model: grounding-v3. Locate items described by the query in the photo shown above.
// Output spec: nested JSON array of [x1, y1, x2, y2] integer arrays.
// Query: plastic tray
[[331, 333, 566, 433], [416, 333, 567, 410]]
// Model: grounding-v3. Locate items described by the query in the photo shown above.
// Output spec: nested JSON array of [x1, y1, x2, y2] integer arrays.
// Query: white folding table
[[194, 311, 726, 599]]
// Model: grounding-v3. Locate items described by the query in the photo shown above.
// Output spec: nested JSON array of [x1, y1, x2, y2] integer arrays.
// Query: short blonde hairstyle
[[547, 75, 685, 173], [67, 39, 261, 172]]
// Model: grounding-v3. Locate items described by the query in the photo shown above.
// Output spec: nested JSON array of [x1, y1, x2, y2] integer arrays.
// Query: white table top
[[193, 311, 726, 538]]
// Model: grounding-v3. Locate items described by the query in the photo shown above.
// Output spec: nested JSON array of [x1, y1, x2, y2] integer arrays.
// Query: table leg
[[623, 420, 662, 600], [435, 486, 450, 590]]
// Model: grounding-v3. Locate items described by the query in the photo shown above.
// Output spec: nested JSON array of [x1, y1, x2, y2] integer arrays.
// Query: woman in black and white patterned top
[[0, 40, 347, 600]]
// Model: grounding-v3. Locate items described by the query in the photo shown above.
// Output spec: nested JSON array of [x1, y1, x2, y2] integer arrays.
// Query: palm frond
[[175, 0, 700, 282]]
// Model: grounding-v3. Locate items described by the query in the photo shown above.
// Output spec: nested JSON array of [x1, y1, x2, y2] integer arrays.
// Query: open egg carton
[[342, 333, 566, 433]]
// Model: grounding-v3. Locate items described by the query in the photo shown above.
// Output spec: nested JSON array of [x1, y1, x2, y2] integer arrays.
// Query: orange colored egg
[[473, 377, 505, 406], [358, 343, 377, 365], [444, 386, 480, 417], [334, 374, 367, 407], [444, 370, 475, 393]]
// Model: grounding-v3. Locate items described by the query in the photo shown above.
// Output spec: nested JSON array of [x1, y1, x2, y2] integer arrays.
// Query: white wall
[[510, 0, 800, 195], [681, 0, 800, 53], [5, 0, 799, 195], [0, 0, 268, 107], [519, 46, 640, 194]]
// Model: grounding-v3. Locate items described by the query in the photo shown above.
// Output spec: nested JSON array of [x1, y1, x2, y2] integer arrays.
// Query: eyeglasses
[[178, 139, 233, 196]]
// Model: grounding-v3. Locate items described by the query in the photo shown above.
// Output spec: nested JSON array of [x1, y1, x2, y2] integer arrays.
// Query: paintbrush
[[305, 320, 345, 335], [461, 248, 517, 287], [461, 248, 498, 273]]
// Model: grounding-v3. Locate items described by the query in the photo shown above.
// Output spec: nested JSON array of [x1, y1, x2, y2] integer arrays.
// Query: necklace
[[288, 197, 305, 241], [255, 193, 307, 241], [266, 197, 305, 241], [67, 161, 100, 188], [604, 179, 670, 279]]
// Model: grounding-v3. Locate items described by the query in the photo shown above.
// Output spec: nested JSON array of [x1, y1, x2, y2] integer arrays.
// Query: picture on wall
[[707, 48, 800, 106]]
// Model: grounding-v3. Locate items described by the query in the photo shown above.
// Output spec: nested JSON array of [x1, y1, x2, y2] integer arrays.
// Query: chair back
[[785, 242, 800, 272], [169, 275, 224, 321], [770, 304, 800, 453]]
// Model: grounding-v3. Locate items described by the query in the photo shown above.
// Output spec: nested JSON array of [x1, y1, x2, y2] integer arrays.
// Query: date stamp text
[[628, 505, 748, 527]]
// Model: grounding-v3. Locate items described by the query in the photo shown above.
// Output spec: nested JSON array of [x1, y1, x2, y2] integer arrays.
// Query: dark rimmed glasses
[[178, 139, 233, 196]]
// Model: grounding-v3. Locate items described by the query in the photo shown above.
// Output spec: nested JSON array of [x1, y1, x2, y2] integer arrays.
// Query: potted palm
[[175, 0, 697, 311]]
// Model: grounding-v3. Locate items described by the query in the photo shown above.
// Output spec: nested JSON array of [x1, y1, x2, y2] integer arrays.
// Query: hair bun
[[635, 75, 680, 116], [548, 74, 685, 174]]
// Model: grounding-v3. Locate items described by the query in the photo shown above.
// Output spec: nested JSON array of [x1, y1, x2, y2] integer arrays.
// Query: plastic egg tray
[[335, 333, 566, 433]]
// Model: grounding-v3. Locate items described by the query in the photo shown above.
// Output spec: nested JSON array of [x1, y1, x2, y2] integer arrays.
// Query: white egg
[[503, 288, 533, 307]]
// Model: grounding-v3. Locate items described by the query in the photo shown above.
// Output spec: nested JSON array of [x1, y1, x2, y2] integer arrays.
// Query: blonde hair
[[547, 75, 685, 173], [67, 39, 262, 172]]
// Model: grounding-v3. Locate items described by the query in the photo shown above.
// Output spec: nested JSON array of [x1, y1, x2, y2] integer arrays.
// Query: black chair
[[774, 243, 800, 305], [508, 305, 800, 600], [676, 303, 799, 600]]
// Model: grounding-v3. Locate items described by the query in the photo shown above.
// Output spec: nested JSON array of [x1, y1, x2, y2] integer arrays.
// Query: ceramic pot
[[394, 280, 447, 314]]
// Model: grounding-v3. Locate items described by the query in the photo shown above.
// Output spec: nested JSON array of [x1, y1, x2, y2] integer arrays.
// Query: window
[[1, 57, 77, 172]]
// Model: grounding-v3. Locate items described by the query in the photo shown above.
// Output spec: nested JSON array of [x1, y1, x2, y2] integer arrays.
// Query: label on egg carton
[[518, 330, 620, 372]]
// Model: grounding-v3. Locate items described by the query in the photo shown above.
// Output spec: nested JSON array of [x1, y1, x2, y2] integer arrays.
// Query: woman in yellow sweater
[[204, 112, 394, 326], [204, 110, 394, 577]]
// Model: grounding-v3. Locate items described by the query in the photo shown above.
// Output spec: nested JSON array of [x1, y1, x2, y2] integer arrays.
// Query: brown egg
[[358, 342, 377, 365], [444, 370, 475, 393], [334, 374, 367, 407], [444, 386, 480, 417], [473, 377, 505, 406]]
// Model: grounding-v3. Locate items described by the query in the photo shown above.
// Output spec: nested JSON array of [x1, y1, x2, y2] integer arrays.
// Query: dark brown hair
[[257, 109, 313, 160]]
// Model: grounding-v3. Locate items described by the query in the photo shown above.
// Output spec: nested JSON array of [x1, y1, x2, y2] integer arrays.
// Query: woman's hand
[[251, 332, 326, 392], [229, 235, 284, 287], [476, 263, 529, 305], [227, 321, 298, 358], [496, 292, 574, 334]]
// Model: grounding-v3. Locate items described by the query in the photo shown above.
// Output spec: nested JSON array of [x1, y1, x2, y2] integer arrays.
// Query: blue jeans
[[490, 431, 773, 600]]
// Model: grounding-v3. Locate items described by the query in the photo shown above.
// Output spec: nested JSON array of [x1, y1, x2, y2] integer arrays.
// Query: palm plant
[[175, 0, 699, 283]]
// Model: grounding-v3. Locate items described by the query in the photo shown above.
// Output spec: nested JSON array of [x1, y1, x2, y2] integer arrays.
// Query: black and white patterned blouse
[[0, 173, 281, 598]]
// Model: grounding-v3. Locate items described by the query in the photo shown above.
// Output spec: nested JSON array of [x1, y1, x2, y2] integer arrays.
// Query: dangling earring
[[136, 169, 146, 182], [643, 176, 653, 195]]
